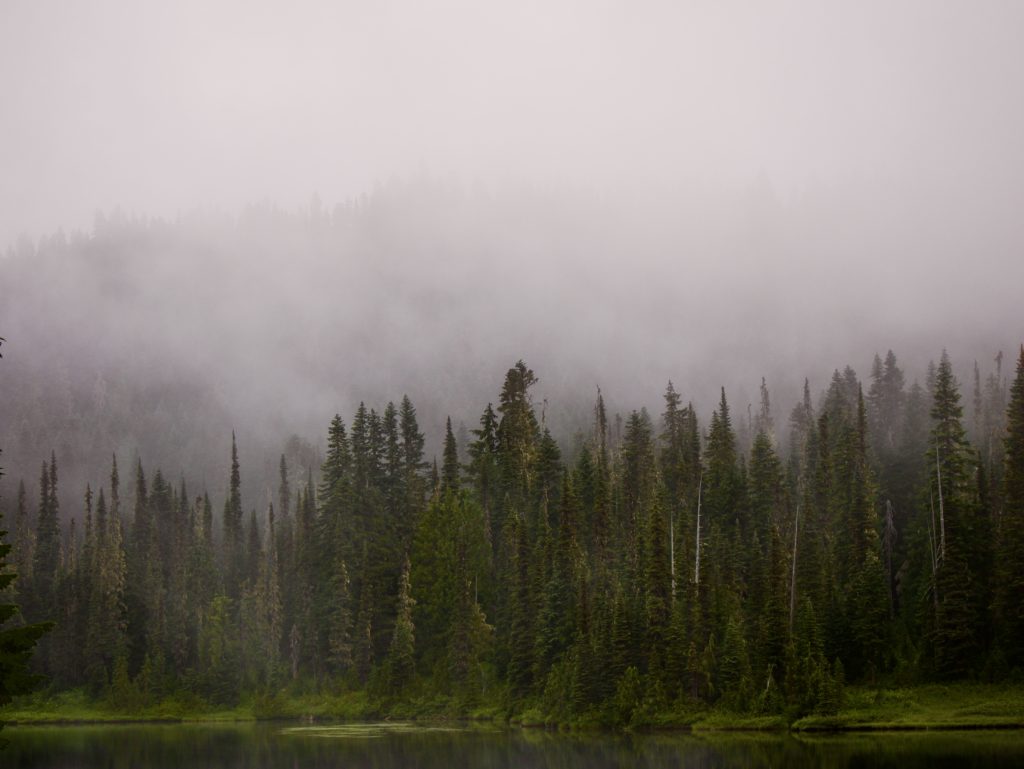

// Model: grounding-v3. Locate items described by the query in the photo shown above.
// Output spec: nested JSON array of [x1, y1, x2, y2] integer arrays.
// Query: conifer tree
[[535, 427, 562, 522], [325, 554, 353, 677], [535, 472, 579, 678], [246, 509, 261, 587], [590, 390, 613, 568], [1, 504, 53, 727], [748, 429, 784, 544], [753, 524, 789, 693], [643, 494, 672, 677], [381, 555, 415, 694], [448, 543, 493, 700], [223, 433, 244, 598], [704, 389, 742, 526], [410, 490, 457, 671], [352, 570, 374, 685], [84, 487, 128, 690], [496, 361, 540, 521], [11, 480, 32, 601], [468, 403, 499, 530], [506, 514, 534, 699], [621, 409, 656, 528], [928, 351, 981, 678], [28, 455, 61, 672], [704, 389, 745, 612], [1, 337, 52, 724], [996, 346, 1024, 667], [399, 395, 427, 538], [382, 401, 403, 513], [442, 416, 460, 493]]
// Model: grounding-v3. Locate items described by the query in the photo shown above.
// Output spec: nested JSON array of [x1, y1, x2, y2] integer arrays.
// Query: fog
[[1, 1, 1022, 513], [5, 1, 1024, 244]]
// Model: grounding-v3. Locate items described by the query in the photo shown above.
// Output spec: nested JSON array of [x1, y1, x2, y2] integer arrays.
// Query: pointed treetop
[[442, 416, 460, 493]]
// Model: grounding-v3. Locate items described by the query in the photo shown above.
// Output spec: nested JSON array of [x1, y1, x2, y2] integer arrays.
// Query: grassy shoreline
[[5, 684, 1024, 733]]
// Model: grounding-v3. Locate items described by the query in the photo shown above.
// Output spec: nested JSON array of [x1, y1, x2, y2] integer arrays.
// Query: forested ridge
[[4, 349, 1024, 726]]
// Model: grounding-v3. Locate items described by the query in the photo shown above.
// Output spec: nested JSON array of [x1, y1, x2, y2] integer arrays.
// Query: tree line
[[4, 348, 1024, 724]]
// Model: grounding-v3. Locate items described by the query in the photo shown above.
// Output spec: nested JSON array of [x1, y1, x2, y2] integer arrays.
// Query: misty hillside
[[1, 178, 1019, 516]]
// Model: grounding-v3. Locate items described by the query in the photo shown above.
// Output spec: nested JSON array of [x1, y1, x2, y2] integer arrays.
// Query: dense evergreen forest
[[4, 346, 1024, 726]]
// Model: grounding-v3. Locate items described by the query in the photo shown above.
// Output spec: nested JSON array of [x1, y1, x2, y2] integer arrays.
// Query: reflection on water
[[4, 722, 1024, 769]]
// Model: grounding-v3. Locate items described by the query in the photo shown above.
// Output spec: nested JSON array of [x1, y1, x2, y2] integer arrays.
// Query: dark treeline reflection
[[6, 725, 1024, 769]]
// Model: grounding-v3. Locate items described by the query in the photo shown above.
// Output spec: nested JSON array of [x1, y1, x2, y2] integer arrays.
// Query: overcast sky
[[2, 0, 1024, 247]]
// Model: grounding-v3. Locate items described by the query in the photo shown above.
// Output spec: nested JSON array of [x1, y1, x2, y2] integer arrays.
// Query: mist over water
[[1, 1, 1022, 512]]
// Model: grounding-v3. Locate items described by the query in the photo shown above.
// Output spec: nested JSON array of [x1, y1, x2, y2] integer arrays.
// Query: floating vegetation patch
[[280, 723, 471, 739]]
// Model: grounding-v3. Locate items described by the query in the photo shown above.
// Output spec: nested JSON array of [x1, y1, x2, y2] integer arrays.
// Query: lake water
[[4, 722, 1024, 768]]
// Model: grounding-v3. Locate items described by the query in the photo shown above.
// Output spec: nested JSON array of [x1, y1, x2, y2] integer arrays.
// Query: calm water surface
[[4, 722, 1024, 768]]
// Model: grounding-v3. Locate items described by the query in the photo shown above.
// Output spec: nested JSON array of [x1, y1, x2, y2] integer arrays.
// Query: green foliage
[[378, 555, 415, 697], [611, 665, 643, 727], [7, 351, 1024, 729], [1, 509, 53, 726], [996, 347, 1024, 668]]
